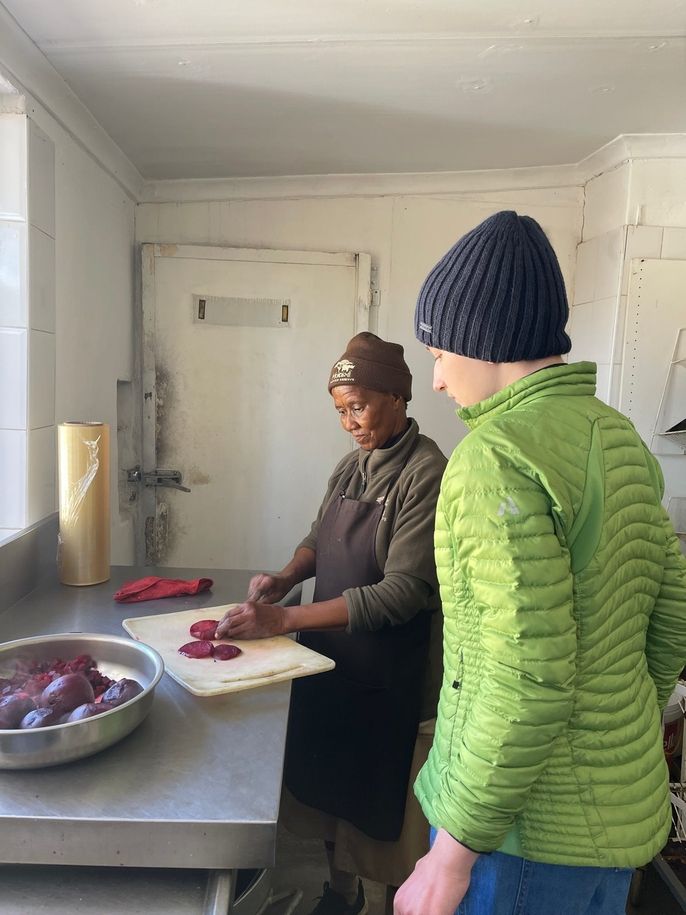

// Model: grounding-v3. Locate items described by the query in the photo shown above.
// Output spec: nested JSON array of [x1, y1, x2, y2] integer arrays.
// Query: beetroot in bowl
[[0, 633, 163, 769]]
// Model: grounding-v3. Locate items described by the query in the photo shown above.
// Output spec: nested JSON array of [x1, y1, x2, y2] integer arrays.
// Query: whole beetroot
[[0, 693, 36, 729], [101, 678, 143, 708], [20, 706, 62, 729], [66, 701, 114, 722], [39, 673, 94, 717]]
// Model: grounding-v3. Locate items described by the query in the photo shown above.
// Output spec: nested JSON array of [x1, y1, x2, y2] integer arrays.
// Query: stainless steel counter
[[0, 567, 292, 876]]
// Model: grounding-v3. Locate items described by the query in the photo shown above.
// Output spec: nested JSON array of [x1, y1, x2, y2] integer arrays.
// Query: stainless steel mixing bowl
[[0, 633, 164, 769]]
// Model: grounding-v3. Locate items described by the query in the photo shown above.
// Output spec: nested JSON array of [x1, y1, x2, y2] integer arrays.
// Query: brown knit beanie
[[328, 332, 412, 402]]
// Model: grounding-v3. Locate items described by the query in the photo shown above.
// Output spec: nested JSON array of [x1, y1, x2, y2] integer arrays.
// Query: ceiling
[[2, 0, 686, 181]]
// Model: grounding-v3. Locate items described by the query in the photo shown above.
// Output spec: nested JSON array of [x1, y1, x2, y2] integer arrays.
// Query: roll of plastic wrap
[[57, 422, 110, 586]]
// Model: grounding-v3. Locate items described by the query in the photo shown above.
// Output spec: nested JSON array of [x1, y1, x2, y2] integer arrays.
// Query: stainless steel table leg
[[203, 869, 236, 915]]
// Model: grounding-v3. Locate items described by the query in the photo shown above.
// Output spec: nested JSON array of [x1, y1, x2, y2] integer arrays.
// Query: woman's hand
[[246, 572, 293, 604], [394, 829, 478, 915], [215, 602, 286, 640]]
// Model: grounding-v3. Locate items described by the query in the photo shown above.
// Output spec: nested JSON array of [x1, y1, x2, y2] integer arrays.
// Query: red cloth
[[113, 576, 213, 603]]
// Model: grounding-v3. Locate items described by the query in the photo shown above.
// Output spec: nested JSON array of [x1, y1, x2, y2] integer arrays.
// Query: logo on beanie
[[419, 322, 432, 334], [330, 359, 356, 383]]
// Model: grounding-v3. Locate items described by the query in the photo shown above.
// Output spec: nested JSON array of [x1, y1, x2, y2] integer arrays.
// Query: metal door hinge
[[127, 466, 191, 492]]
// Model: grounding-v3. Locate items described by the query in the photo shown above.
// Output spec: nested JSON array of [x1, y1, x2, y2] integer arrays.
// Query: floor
[[269, 825, 389, 914], [266, 825, 686, 915]]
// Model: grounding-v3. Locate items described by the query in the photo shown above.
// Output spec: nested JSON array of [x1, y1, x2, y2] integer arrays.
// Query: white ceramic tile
[[27, 120, 55, 238], [573, 239, 597, 305], [567, 297, 617, 365], [594, 227, 625, 301], [0, 113, 27, 220], [662, 228, 686, 260], [583, 164, 630, 240], [28, 330, 55, 429], [0, 328, 27, 429], [0, 220, 26, 327], [595, 362, 612, 405], [29, 226, 55, 332], [626, 225, 664, 260], [0, 428, 26, 528], [27, 425, 56, 524]]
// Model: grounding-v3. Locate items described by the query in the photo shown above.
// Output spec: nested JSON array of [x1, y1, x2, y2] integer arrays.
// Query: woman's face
[[428, 347, 499, 407], [332, 385, 406, 451]]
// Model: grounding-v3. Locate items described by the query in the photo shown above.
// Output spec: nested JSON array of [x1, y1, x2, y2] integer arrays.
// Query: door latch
[[126, 466, 191, 493]]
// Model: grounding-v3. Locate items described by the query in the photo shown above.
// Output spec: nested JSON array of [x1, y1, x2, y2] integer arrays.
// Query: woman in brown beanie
[[217, 332, 446, 915]]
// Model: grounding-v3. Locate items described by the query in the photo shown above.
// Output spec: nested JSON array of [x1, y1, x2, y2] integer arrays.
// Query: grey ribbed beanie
[[415, 211, 571, 362]]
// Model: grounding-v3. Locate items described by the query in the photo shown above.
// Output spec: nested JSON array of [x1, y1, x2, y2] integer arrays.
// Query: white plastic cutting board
[[122, 605, 335, 696]]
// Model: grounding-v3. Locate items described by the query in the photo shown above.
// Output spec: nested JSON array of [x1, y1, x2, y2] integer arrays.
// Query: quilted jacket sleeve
[[641, 446, 686, 711], [433, 444, 576, 852], [645, 508, 686, 711]]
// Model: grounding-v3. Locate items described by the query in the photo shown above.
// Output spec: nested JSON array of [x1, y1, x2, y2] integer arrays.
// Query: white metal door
[[139, 244, 371, 569]]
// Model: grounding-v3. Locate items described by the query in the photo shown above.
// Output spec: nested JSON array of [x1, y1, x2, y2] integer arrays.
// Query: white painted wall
[[136, 184, 582, 469]]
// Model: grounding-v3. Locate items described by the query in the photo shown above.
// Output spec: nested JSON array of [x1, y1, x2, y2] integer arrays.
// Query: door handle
[[126, 467, 191, 493]]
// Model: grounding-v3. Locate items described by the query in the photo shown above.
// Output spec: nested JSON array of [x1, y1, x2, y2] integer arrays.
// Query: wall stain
[[188, 465, 210, 485], [155, 365, 172, 467]]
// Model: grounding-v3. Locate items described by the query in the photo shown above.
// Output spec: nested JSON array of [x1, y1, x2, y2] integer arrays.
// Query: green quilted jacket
[[415, 361, 686, 867]]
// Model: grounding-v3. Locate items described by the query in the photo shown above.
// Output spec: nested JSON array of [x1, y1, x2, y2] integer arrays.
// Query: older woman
[[217, 332, 446, 915]]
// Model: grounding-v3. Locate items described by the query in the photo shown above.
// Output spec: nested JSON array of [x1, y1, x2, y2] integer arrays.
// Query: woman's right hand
[[246, 572, 292, 604]]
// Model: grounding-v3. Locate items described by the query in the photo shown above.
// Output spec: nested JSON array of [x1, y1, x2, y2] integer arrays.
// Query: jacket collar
[[457, 361, 597, 431], [358, 417, 419, 475]]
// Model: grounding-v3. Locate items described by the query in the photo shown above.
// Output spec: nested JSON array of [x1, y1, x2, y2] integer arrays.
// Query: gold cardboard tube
[[57, 422, 110, 586]]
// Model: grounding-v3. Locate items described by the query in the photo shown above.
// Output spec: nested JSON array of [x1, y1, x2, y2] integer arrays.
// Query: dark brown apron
[[284, 454, 430, 841]]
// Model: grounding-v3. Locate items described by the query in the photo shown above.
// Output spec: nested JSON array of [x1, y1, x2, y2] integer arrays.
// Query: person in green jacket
[[394, 211, 686, 915]]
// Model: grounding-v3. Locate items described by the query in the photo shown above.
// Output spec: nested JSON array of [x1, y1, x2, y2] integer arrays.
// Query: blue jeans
[[429, 829, 632, 915]]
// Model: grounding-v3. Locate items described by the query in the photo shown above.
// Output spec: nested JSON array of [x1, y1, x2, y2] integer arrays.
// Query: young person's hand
[[394, 828, 478, 915]]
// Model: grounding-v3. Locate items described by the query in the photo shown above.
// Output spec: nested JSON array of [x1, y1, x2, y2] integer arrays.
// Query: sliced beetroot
[[178, 640, 215, 659], [213, 644, 242, 661], [189, 619, 219, 640]]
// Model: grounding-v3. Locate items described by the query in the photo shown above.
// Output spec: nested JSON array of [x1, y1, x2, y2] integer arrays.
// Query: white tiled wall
[[0, 327, 27, 428], [0, 116, 57, 539], [576, 156, 686, 524], [29, 225, 55, 333], [568, 297, 617, 364], [581, 164, 630, 241], [0, 220, 26, 326], [0, 115, 27, 540], [26, 121, 56, 526], [0, 114, 26, 221], [27, 426, 55, 524], [0, 428, 26, 528], [662, 227, 686, 260], [569, 225, 625, 408], [28, 329, 55, 430]]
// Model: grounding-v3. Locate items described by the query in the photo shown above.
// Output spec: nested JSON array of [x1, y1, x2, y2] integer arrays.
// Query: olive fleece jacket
[[298, 419, 447, 635]]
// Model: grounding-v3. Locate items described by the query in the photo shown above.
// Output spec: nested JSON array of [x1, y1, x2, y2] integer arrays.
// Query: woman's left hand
[[215, 602, 286, 639]]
